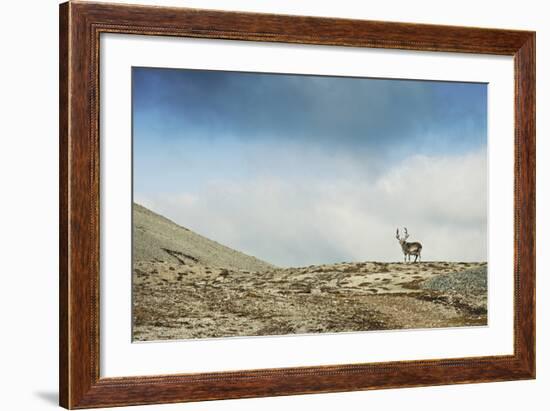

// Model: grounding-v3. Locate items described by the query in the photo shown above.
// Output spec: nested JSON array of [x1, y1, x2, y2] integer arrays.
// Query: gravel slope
[[422, 266, 488, 295], [420, 265, 488, 316], [133, 203, 275, 272]]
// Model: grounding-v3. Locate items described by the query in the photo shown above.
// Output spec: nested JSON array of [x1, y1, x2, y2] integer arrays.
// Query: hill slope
[[133, 203, 274, 272]]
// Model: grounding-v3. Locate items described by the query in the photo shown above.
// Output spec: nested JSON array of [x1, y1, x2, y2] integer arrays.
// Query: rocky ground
[[132, 260, 487, 341]]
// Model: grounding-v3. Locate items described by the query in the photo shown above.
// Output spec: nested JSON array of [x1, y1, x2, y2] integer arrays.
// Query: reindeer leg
[[414, 254, 418, 263]]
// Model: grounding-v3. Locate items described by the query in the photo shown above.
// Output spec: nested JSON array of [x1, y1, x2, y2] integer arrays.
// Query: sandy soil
[[132, 260, 487, 341]]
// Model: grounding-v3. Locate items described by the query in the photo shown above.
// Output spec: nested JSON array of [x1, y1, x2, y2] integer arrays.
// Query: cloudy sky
[[132, 67, 487, 267]]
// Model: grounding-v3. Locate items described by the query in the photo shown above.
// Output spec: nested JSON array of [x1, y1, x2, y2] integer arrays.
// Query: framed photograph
[[59, 1, 535, 408]]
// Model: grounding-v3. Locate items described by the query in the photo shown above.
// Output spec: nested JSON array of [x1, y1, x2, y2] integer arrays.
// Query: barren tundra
[[132, 204, 487, 341]]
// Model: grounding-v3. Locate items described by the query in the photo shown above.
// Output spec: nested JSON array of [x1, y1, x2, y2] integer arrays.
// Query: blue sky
[[133, 67, 487, 266]]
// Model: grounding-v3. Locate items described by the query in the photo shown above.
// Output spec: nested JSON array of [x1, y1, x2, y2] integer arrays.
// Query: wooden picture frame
[[59, 1, 535, 408]]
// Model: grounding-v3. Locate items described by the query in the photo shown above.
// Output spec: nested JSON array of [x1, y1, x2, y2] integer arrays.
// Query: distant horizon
[[133, 67, 487, 266], [134, 201, 488, 268]]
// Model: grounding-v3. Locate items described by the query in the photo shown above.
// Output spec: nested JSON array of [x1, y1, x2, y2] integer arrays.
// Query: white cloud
[[137, 149, 487, 267]]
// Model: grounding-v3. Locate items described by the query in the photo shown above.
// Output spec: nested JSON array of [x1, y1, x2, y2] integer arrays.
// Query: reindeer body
[[396, 228, 422, 263]]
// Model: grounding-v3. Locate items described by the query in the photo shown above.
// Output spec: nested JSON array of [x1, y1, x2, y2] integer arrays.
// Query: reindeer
[[396, 228, 422, 263]]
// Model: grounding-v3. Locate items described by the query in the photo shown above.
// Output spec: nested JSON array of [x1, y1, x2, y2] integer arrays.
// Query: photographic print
[[132, 67, 488, 342]]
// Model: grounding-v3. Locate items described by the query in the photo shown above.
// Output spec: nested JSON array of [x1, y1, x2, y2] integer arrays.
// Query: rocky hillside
[[133, 203, 274, 272], [132, 204, 487, 342]]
